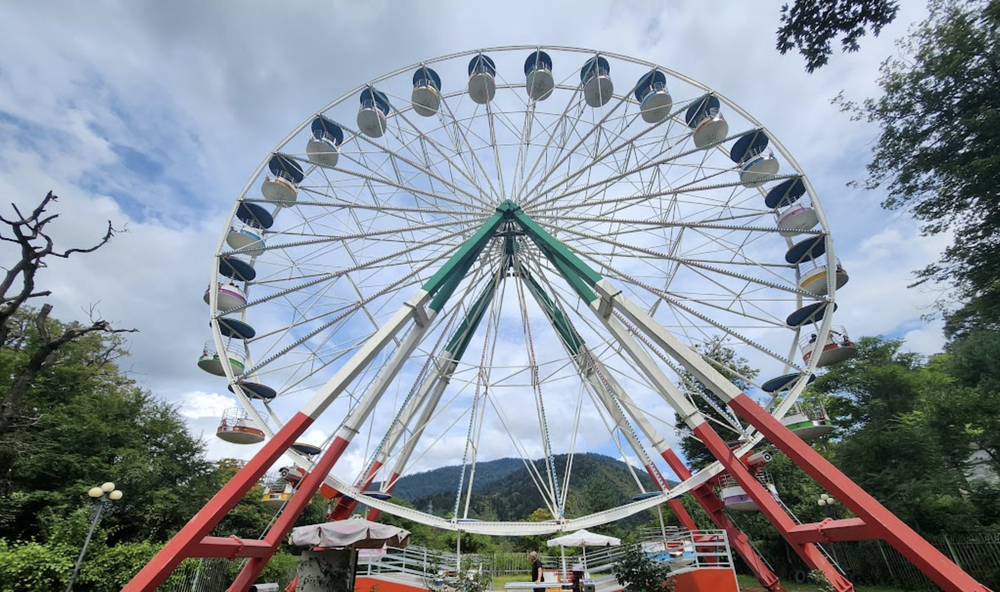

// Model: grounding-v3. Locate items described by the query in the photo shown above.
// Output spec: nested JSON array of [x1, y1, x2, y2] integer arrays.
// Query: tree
[[0, 312, 217, 543], [920, 330, 1000, 476], [674, 337, 759, 469], [838, 0, 1000, 335], [809, 336, 980, 533], [776, 0, 899, 72], [0, 191, 132, 438], [611, 543, 675, 592]]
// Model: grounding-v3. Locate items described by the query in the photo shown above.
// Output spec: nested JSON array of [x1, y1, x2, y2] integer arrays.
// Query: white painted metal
[[206, 47, 845, 535]]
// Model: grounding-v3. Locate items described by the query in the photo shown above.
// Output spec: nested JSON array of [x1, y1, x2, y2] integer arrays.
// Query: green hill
[[384, 453, 678, 523]]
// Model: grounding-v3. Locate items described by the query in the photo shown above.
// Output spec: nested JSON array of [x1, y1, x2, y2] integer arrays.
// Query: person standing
[[530, 551, 544, 592]]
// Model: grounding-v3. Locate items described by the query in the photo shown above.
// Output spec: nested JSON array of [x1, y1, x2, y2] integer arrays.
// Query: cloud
[[0, 1, 950, 508], [179, 390, 234, 419]]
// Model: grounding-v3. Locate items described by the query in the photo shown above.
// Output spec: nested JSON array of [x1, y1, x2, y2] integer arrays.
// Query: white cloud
[[0, 1, 953, 510], [179, 391, 234, 419]]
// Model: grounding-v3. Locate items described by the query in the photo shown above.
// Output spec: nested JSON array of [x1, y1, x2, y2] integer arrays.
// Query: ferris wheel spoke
[[437, 94, 506, 204], [392, 100, 511, 209], [526, 126, 759, 213], [515, 85, 586, 201], [524, 105, 682, 211], [352, 122, 495, 210], [521, 77, 645, 204]]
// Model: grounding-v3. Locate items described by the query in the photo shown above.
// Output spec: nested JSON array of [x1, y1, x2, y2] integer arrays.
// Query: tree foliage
[[612, 543, 675, 592], [0, 191, 133, 439], [839, 0, 1000, 335], [776, 0, 899, 72]]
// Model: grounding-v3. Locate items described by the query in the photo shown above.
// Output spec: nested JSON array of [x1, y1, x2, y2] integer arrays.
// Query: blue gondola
[[225, 202, 271, 257], [358, 88, 390, 138], [411, 66, 442, 116], [524, 50, 554, 101], [581, 56, 613, 107], [730, 130, 778, 187], [261, 153, 304, 206], [684, 95, 729, 148], [634, 70, 672, 123], [765, 177, 817, 237], [307, 116, 344, 167]]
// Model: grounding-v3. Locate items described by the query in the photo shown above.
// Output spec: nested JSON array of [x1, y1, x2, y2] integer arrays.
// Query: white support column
[[373, 353, 458, 469], [594, 279, 744, 403], [332, 306, 440, 442], [587, 300, 707, 431], [383, 356, 457, 485], [300, 291, 430, 420]]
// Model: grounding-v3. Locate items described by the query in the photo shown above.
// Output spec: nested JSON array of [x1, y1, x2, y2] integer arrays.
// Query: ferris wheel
[[199, 46, 852, 535]]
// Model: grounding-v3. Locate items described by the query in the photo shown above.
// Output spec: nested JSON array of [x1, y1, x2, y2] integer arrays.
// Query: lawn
[[736, 573, 910, 592], [493, 572, 911, 592]]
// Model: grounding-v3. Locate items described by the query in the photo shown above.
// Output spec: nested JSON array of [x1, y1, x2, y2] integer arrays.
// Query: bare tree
[[0, 191, 136, 435]]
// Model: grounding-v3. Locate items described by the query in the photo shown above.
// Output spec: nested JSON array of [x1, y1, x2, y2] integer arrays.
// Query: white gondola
[[800, 325, 858, 367], [226, 201, 272, 256], [306, 117, 344, 167], [467, 55, 496, 105], [357, 88, 390, 138], [216, 407, 266, 444], [685, 95, 729, 149], [524, 50, 554, 101], [581, 56, 613, 108], [719, 472, 780, 512], [730, 131, 779, 187], [203, 282, 247, 311], [634, 71, 672, 123], [411, 66, 442, 116], [261, 154, 304, 206], [197, 339, 246, 376]]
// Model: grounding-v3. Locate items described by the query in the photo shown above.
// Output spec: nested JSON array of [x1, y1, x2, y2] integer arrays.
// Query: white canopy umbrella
[[289, 517, 410, 549], [547, 529, 621, 574]]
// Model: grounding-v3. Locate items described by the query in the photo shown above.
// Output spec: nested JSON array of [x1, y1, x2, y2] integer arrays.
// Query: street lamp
[[817, 493, 837, 518], [65, 482, 123, 592]]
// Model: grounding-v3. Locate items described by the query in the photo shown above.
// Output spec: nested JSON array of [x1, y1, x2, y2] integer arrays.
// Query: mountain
[[381, 453, 678, 523]]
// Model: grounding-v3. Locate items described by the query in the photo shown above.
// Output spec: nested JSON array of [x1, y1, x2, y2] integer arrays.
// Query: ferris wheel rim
[[205, 46, 841, 534]]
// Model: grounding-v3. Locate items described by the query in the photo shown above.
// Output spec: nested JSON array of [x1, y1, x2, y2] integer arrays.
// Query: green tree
[[920, 330, 1000, 476], [776, 0, 899, 72], [611, 543, 675, 592], [809, 336, 980, 533], [839, 0, 1000, 335], [0, 191, 130, 439], [0, 311, 217, 543]]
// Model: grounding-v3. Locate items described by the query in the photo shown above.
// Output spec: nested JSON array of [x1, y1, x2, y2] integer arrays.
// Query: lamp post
[[65, 482, 123, 592], [817, 493, 840, 565], [817, 493, 837, 518]]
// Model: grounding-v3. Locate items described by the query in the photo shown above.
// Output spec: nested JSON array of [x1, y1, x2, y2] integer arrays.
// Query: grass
[[736, 573, 910, 592], [494, 572, 912, 592]]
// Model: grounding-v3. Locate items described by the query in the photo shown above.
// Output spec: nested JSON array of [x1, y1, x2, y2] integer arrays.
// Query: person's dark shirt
[[531, 559, 543, 590]]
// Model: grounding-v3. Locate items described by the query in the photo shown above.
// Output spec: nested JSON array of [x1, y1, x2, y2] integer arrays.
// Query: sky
[[0, 1, 945, 499]]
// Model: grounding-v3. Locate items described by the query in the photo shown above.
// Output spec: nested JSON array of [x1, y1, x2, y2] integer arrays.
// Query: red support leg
[[228, 436, 353, 592], [122, 412, 316, 592], [693, 423, 854, 592], [728, 393, 993, 592], [660, 448, 785, 591]]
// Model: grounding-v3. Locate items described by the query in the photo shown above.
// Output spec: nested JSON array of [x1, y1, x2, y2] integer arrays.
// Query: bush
[[611, 543, 675, 592], [0, 539, 74, 592]]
